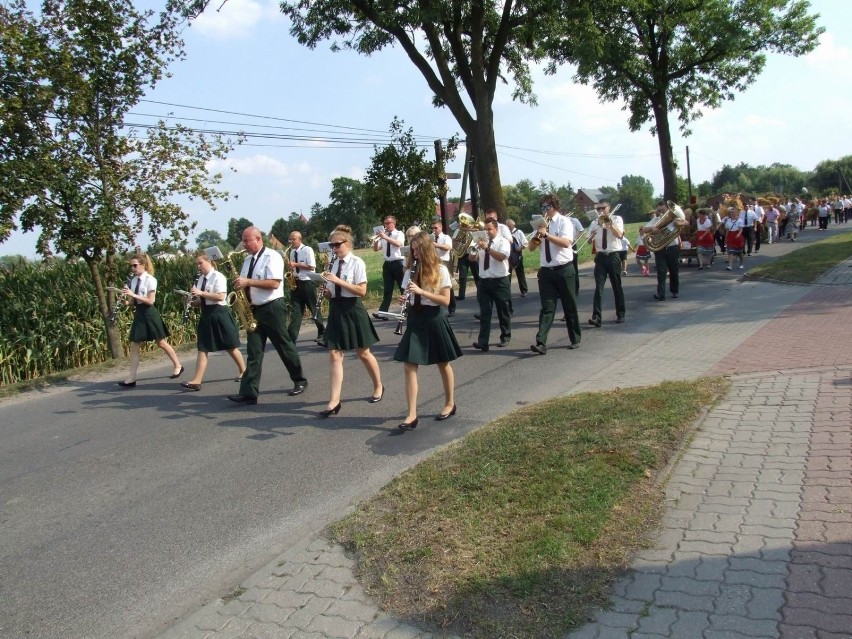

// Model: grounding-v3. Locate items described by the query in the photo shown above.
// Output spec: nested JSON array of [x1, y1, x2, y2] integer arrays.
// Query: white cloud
[[806, 32, 852, 67], [191, 0, 281, 40], [208, 155, 317, 185]]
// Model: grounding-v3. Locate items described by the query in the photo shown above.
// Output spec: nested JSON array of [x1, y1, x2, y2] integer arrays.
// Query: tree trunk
[[468, 115, 507, 220], [88, 258, 124, 359], [652, 95, 678, 202]]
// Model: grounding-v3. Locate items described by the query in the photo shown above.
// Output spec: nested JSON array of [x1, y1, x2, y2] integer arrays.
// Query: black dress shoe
[[288, 382, 308, 396], [474, 313, 481, 320], [319, 402, 341, 417], [497, 340, 509, 347], [530, 343, 547, 355], [368, 385, 384, 403], [672, 293, 679, 298], [615, 315, 625, 324], [169, 366, 185, 379], [372, 312, 388, 321], [472, 342, 489, 352], [398, 418, 419, 431], [117, 381, 136, 388], [181, 382, 201, 391], [588, 317, 601, 327], [227, 394, 257, 405], [436, 405, 457, 421], [653, 294, 665, 301], [447, 310, 455, 317], [567, 342, 580, 350]]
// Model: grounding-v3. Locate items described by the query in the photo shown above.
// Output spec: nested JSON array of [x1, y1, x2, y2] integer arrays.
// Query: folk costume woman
[[393, 231, 462, 431], [118, 254, 183, 387], [724, 208, 746, 270], [319, 226, 383, 417], [180, 251, 246, 391]]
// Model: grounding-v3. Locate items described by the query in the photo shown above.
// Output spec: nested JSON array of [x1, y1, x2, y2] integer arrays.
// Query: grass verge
[[330, 378, 728, 638], [748, 231, 852, 283]]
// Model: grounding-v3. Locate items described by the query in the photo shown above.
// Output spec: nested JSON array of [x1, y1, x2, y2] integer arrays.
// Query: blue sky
[[4, 0, 850, 257]]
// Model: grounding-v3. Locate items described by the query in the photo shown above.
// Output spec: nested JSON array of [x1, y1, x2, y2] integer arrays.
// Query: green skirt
[[197, 304, 240, 352], [129, 304, 170, 343], [393, 305, 463, 365], [325, 297, 379, 351]]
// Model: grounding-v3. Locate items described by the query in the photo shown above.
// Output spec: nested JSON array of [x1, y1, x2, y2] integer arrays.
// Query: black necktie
[[602, 227, 608, 250], [544, 234, 552, 263], [199, 276, 207, 306], [246, 251, 260, 303], [334, 258, 344, 299], [484, 240, 492, 270], [292, 249, 300, 274], [385, 237, 391, 258], [133, 276, 141, 305]]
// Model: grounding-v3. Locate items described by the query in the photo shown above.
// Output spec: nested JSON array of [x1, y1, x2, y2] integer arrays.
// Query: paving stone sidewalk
[[160, 261, 852, 639]]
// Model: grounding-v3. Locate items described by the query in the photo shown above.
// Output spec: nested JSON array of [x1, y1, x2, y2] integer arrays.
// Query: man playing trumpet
[[529, 193, 581, 355], [587, 198, 626, 327], [371, 216, 406, 321]]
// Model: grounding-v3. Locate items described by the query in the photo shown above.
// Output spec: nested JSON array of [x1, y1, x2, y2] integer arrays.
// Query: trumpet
[[107, 277, 131, 325], [369, 225, 387, 245], [528, 210, 556, 250]]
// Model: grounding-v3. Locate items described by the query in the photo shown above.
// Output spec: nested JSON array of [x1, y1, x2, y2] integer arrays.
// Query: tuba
[[451, 213, 485, 259], [221, 248, 257, 333], [644, 201, 684, 252]]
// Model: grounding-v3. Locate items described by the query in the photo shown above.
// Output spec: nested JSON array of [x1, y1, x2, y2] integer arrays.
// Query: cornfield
[[0, 257, 199, 386]]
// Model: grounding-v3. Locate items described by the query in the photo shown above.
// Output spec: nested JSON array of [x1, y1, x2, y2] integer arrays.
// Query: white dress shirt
[[240, 248, 284, 305], [289, 245, 316, 281]]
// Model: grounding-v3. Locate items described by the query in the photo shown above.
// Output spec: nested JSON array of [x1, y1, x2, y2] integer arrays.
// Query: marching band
[[116, 192, 708, 428]]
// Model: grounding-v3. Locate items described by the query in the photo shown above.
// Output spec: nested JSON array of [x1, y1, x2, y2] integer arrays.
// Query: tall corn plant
[[0, 256, 199, 385], [0, 0, 240, 360]]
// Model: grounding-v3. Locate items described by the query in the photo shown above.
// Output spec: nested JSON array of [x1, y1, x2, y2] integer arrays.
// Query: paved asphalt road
[[0, 226, 835, 639]]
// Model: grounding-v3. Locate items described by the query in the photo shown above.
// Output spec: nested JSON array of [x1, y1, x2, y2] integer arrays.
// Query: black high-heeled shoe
[[319, 402, 342, 418], [368, 385, 385, 403], [436, 404, 457, 421], [397, 418, 419, 431]]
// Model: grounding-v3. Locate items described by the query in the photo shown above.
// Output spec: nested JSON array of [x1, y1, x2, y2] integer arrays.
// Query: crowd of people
[[114, 191, 847, 429]]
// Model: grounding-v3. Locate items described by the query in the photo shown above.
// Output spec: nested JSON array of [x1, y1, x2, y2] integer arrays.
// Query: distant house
[[574, 188, 606, 212], [434, 200, 473, 220]]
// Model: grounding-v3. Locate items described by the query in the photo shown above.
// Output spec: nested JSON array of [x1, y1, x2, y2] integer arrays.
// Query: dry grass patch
[[330, 378, 728, 638]]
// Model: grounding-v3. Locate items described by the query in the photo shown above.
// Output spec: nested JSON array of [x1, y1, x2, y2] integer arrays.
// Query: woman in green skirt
[[118, 254, 183, 387], [394, 231, 462, 430], [319, 226, 384, 417], [180, 251, 246, 391]]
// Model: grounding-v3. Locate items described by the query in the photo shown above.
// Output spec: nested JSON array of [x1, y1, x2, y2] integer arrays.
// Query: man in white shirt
[[740, 204, 757, 255], [286, 231, 325, 344], [506, 218, 528, 297], [471, 219, 512, 351], [430, 218, 456, 316], [530, 193, 581, 354], [228, 226, 308, 404], [642, 201, 688, 301], [372, 215, 406, 319], [587, 200, 626, 326]]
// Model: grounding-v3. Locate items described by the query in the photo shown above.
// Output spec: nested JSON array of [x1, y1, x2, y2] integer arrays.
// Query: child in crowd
[[635, 228, 651, 276]]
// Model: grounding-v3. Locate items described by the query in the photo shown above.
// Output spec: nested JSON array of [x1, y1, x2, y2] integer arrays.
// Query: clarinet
[[176, 268, 201, 325], [393, 258, 419, 336], [108, 276, 132, 325], [313, 254, 336, 321]]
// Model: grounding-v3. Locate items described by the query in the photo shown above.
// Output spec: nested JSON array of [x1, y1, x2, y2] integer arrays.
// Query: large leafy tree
[[308, 177, 376, 245], [0, 0, 238, 358], [363, 118, 457, 230], [250, 0, 557, 217], [614, 174, 654, 222], [547, 0, 823, 200]]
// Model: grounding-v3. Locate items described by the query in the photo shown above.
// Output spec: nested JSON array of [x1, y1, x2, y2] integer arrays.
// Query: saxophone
[[222, 249, 257, 333], [269, 233, 298, 291]]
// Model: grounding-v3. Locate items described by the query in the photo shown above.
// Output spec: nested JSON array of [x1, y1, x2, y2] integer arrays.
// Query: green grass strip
[[748, 231, 852, 283], [331, 378, 728, 638]]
